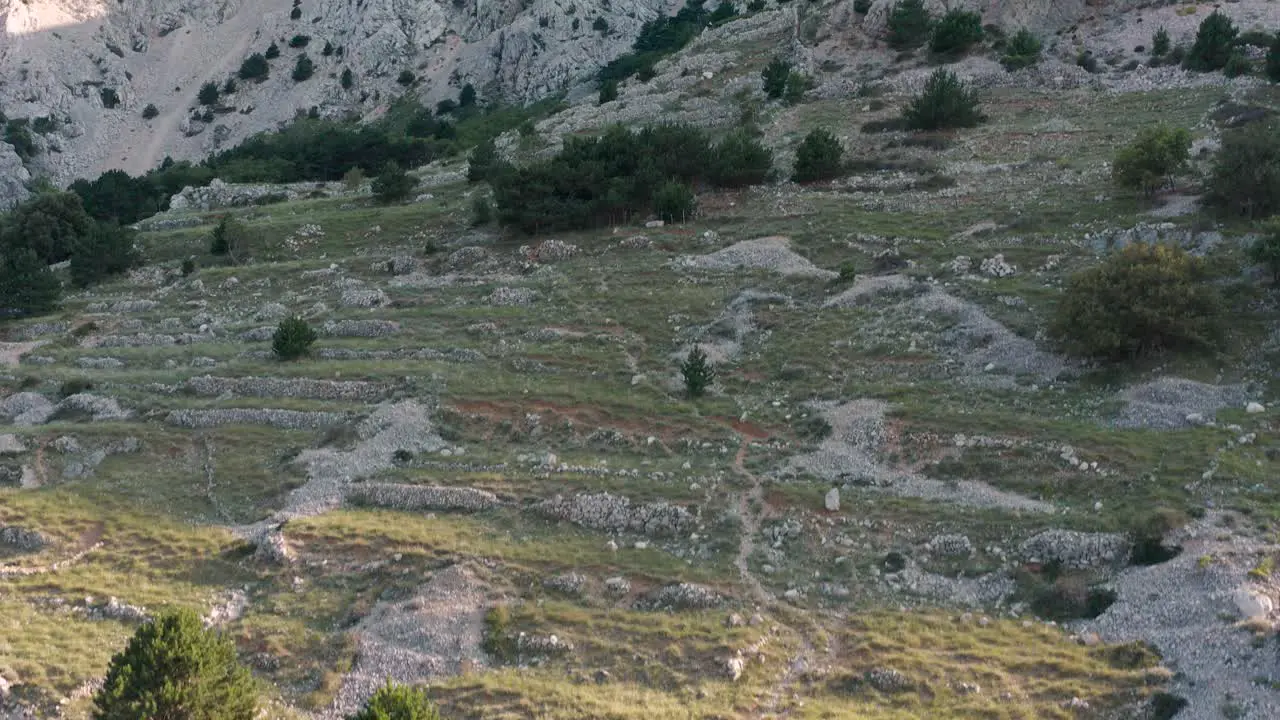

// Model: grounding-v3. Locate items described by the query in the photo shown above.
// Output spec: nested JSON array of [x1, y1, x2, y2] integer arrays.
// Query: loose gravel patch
[[1114, 377, 1253, 430], [675, 237, 837, 279], [166, 408, 347, 430], [184, 376, 394, 402], [347, 483, 500, 512]]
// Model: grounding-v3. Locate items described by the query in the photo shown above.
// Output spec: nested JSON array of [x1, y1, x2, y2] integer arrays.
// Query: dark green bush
[[1111, 125, 1191, 196], [460, 83, 477, 107], [593, 16, 609, 32], [0, 247, 60, 317], [292, 54, 315, 81], [341, 67, 355, 89], [198, 82, 220, 106], [1248, 223, 1280, 281], [3, 120, 36, 161], [93, 609, 257, 720], [782, 71, 812, 105], [238, 53, 270, 81], [471, 196, 494, 226], [467, 136, 499, 182], [1269, 35, 1280, 82], [887, 0, 931, 50], [928, 9, 982, 57], [348, 681, 441, 720], [100, 88, 120, 109], [792, 128, 844, 182], [289, 34, 310, 48], [142, 103, 159, 119], [1152, 27, 1170, 56], [70, 222, 139, 288], [266, 42, 281, 59], [597, 0, 709, 88], [709, 129, 773, 187], [1000, 28, 1042, 70], [1237, 29, 1274, 48], [1183, 10, 1237, 72], [1050, 243, 1224, 360], [762, 57, 791, 99], [747, 0, 765, 11], [290, 6, 302, 19], [853, 0, 870, 13], [709, 0, 737, 24], [1224, 51, 1252, 78], [653, 181, 696, 223], [181, 258, 197, 276], [372, 162, 416, 203], [599, 80, 619, 104], [902, 69, 983, 130], [0, 191, 94, 264], [1076, 51, 1100, 73], [681, 346, 715, 397], [272, 317, 317, 361], [1206, 121, 1280, 218]]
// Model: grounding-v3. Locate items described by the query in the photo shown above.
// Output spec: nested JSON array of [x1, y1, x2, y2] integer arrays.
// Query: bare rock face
[[0, 141, 32, 211]]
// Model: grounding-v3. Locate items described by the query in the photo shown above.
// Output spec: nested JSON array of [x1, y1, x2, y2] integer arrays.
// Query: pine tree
[[197, 82, 220, 106], [372, 162, 416, 203], [792, 128, 844, 182], [348, 681, 441, 720], [762, 57, 791, 99], [680, 347, 716, 398], [92, 609, 257, 720], [292, 54, 315, 82], [1183, 10, 1237, 72], [273, 317, 317, 360], [903, 69, 983, 130], [70, 222, 139, 288], [1152, 26, 1171, 56], [0, 246, 60, 316], [887, 0, 931, 50]]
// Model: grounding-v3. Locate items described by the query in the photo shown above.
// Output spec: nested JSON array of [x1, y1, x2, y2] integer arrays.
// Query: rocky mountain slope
[[0, 0, 1262, 199]]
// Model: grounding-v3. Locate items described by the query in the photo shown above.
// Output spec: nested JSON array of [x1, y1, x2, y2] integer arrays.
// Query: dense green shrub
[[593, 16, 609, 33], [1111, 125, 1191, 196], [348, 681, 441, 720], [1076, 51, 1100, 73], [929, 9, 982, 56], [467, 136, 499, 182], [792, 128, 844, 182], [1001, 28, 1042, 70], [292, 54, 315, 81], [341, 67, 355, 89], [762, 57, 791, 99], [0, 247, 60, 317], [747, 0, 765, 11], [3, 120, 36, 161], [782, 71, 812, 105], [397, 69, 417, 86], [100, 88, 120, 109], [92, 609, 257, 720], [70, 222, 139, 288], [142, 103, 159, 119], [492, 123, 766, 233], [599, 80, 619, 104], [1050, 243, 1224, 360], [903, 69, 983, 130], [709, 129, 773, 187], [290, 6, 302, 19], [0, 191, 94, 264], [272, 317, 317, 361], [198, 82, 220, 106], [460, 83, 477, 107], [289, 34, 310, 48], [1152, 27, 1171, 56], [653, 181, 696, 223], [70, 170, 160, 224], [224, 77, 238, 94], [1250, 225, 1280, 282], [1206, 121, 1280, 218], [471, 195, 493, 226], [266, 42, 281, 59], [709, 0, 737, 24], [1183, 10, 1237, 72], [239, 53, 270, 81], [1224, 52, 1252, 78], [372, 162, 416, 203], [1269, 35, 1280, 82], [887, 0, 931, 50], [853, 0, 871, 13], [681, 346, 715, 397]]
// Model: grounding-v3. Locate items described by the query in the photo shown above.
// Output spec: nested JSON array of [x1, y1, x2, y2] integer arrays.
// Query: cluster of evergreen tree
[[597, 0, 712, 89], [488, 123, 771, 233], [0, 190, 139, 317]]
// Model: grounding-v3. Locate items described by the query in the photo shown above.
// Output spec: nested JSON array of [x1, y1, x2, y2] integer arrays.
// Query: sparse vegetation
[[1248, 223, 1280, 282], [653, 180, 697, 223], [209, 214, 253, 261], [272, 316, 318, 360], [1050, 243, 1224, 360]]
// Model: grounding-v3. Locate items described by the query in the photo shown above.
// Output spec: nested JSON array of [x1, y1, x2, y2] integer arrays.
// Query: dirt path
[[0, 340, 44, 367], [730, 435, 817, 718]]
